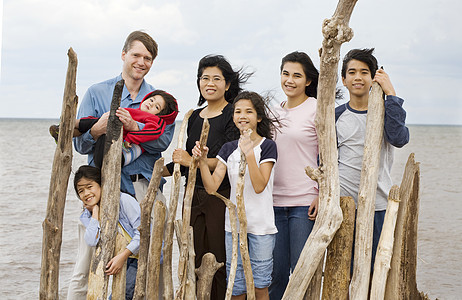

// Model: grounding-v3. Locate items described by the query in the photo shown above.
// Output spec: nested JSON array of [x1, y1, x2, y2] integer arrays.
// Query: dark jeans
[[269, 206, 315, 300]]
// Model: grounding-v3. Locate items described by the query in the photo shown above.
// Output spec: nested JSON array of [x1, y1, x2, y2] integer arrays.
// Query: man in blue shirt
[[74, 30, 174, 198]]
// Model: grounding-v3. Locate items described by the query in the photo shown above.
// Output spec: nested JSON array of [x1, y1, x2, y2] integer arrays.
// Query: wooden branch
[[87, 79, 124, 300], [176, 119, 210, 300], [111, 232, 128, 299], [196, 253, 225, 300], [322, 196, 355, 300], [385, 153, 422, 299], [185, 227, 196, 300], [212, 192, 238, 300], [146, 198, 167, 299], [40, 48, 78, 300], [370, 185, 400, 299], [350, 82, 385, 299], [133, 158, 164, 299], [236, 151, 255, 300], [163, 109, 194, 299], [282, 2, 356, 297], [304, 256, 324, 299]]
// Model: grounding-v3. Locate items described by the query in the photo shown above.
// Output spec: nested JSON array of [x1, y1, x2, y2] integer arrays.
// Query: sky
[[0, 0, 461, 125]]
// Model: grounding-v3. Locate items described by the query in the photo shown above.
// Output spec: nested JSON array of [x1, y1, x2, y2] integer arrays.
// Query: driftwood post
[[282, 1, 356, 298], [111, 232, 128, 299], [176, 119, 210, 300], [350, 82, 385, 299], [185, 227, 196, 300], [133, 158, 164, 299], [163, 109, 194, 299], [322, 196, 355, 300], [146, 198, 167, 299], [39, 48, 78, 299], [212, 192, 239, 300], [236, 151, 255, 300], [385, 154, 425, 299], [87, 79, 124, 299], [370, 185, 400, 299], [195, 253, 225, 300], [304, 257, 324, 300]]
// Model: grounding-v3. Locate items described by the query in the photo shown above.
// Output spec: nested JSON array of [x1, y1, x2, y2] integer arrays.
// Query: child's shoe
[[49, 124, 59, 143]]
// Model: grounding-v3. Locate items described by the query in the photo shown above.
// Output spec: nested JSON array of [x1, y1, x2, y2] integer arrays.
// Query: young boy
[[73, 165, 141, 299], [335, 48, 410, 270]]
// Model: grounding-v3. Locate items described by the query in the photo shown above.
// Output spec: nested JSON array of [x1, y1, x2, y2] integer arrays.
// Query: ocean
[[0, 119, 460, 299]]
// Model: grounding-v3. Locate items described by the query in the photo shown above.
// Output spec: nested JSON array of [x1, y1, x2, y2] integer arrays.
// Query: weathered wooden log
[[282, 1, 356, 297], [87, 79, 124, 300], [146, 198, 167, 299], [40, 48, 78, 300], [370, 185, 400, 299], [304, 255, 324, 299], [185, 227, 196, 300], [236, 150, 255, 300], [212, 192, 238, 300], [133, 158, 164, 299], [385, 154, 422, 299], [163, 109, 194, 299], [176, 119, 210, 300], [196, 253, 225, 300], [174, 219, 183, 251], [350, 82, 385, 299], [111, 232, 128, 299], [322, 196, 355, 300]]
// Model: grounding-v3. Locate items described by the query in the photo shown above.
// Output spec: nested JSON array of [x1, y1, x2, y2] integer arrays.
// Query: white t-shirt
[[217, 137, 278, 235]]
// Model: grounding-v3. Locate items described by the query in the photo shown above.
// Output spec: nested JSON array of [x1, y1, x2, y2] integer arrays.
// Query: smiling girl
[[269, 51, 320, 299], [192, 91, 278, 300]]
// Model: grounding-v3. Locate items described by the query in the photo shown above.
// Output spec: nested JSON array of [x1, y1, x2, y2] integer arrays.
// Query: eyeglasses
[[199, 75, 225, 84]]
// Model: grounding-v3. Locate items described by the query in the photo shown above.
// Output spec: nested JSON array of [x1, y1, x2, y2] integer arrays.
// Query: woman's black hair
[[233, 91, 280, 139], [196, 54, 253, 106], [280, 51, 319, 98], [73, 165, 101, 196]]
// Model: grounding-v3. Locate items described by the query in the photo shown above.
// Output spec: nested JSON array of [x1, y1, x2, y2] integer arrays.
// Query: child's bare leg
[[231, 294, 246, 300], [255, 287, 269, 300]]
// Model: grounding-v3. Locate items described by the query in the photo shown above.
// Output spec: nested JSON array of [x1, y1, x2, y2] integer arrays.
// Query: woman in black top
[[165, 54, 251, 299]]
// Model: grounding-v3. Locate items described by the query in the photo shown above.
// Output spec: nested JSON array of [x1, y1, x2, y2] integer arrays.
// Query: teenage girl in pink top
[[269, 51, 320, 300]]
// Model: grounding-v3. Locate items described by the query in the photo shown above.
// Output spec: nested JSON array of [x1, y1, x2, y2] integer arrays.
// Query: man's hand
[[116, 108, 139, 132], [90, 112, 109, 140]]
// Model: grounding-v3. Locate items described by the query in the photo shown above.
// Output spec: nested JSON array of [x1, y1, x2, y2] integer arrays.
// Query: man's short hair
[[123, 30, 158, 60], [341, 48, 378, 79]]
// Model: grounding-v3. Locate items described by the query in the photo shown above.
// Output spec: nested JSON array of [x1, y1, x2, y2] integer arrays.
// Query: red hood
[[141, 91, 178, 125]]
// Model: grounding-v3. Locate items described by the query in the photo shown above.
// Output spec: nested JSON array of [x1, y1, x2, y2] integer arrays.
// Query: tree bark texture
[[350, 82, 385, 299], [196, 253, 225, 300], [111, 232, 128, 300], [385, 153, 423, 299], [87, 79, 124, 300], [40, 48, 78, 300], [176, 119, 210, 300], [212, 192, 239, 300], [282, 1, 356, 298], [133, 158, 164, 299], [236, 151, 255, 300], [185, 227, 196, 300], [370, 185, 400, 299], [322, 196, 355, 300], [146, 199, 167, 299], [304, 256, 324, 300], [163, 109, 194, 300]]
